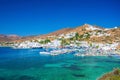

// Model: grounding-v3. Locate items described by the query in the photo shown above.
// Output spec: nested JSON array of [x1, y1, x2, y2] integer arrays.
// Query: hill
[[0, 34, 21, 42], [0, 24, 120, 44]]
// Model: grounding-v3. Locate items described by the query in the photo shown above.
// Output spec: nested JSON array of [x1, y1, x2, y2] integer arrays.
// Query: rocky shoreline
[[98, 68, 120, 80]]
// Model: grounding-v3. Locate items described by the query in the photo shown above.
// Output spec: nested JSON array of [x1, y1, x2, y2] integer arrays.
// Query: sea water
[[0, 47, 120, 80]]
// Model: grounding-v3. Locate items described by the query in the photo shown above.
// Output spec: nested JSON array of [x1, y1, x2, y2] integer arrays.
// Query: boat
[[32, 47, 43, 49], [74, 53, 85, 57], [108, 54, 120, 58], [39, 52, 50, 55]]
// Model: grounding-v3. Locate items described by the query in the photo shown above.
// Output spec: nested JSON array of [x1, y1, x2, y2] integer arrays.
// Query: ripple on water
[[72, 73, 86, 78], [63, 64, 82, 71], [104, 60, 120, 64], [93, 66, 105, 68], [18, 75, 36, 80]]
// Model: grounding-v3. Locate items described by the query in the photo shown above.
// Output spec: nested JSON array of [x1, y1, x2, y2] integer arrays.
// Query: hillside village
[[0, 24, 120, 50], [0, 24, 120, 56], [0, 24, 120, 55]]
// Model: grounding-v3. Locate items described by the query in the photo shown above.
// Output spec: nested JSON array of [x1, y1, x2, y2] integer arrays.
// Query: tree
[[44, 39, 51, 43], [79, 34, 83, 40], [90, 43, 92, 47], [85, 33, 90, 39], [75, 32, 79, 40], [39, 39, 51, 44], [61, 38, 69, 46]]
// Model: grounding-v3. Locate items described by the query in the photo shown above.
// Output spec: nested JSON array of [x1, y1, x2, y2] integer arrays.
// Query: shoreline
[[98, 68, 120, 80], [1, 43, 120, 57]]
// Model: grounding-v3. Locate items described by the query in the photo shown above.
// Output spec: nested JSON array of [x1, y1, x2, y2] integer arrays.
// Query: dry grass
[[98, 68, 120, 80]]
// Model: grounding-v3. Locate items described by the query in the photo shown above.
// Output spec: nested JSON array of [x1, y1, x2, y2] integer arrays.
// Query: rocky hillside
[[99, 68, 120, 80], [12, 28, 74, 42], [39, 28, 74, 38], [0, 24, 120, 43], [68, 24, 120, 43], [0, 34, 21, 42]]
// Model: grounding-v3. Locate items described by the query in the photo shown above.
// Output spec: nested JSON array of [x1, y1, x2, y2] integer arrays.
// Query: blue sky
[[0, 0, 120, 36]]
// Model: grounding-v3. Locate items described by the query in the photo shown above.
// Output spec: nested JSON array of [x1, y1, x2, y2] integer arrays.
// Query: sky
[[0, 0, 120, 36]]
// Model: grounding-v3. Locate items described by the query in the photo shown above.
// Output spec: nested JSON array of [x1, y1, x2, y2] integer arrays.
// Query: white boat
[[74, 53, 85, 57], [39, 52, 50, 54], [108, 54, 120, 58], [50, 50, 62, 54]]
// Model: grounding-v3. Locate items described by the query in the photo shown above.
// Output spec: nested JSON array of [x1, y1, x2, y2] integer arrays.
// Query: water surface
[[0, 47, 120, 80]]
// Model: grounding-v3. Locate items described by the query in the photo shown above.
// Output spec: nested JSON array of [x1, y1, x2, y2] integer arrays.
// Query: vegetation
[[79, 34, 83, 39], [60, 32, 91, 46], [74, 32, 79, 40], [61, 38, 70, 46], [90, 43, 92, 47], [39, 39, 51, 44], [97, 30, 102, 33], [96, 45, 99, 48], [71, 32, 83, 41], [60, 32, 91, 45], [69, 37, 74, 41], [85, 32, 90, 39], [0, 42, 14, 46], [99, 68, 120, 80]]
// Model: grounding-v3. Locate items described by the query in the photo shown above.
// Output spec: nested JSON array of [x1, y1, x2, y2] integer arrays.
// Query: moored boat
[[39, 52, 50, 54], [108, 54, 120, 58]]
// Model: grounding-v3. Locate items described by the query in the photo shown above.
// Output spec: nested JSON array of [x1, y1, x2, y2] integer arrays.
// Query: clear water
[[0, 47, 120, 80]]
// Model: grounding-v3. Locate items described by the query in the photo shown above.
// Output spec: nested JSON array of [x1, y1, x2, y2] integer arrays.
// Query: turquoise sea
[[0, 47, 120, 80]]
